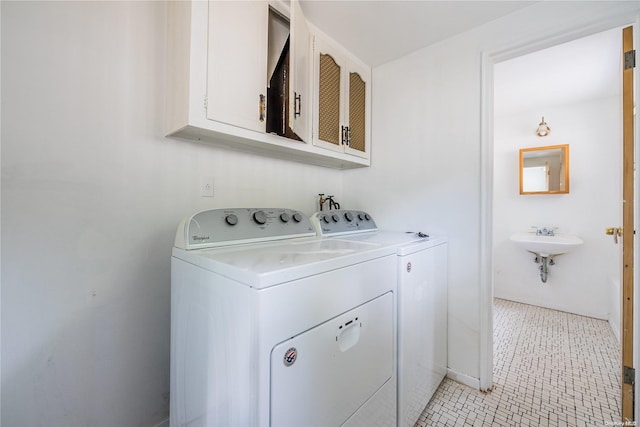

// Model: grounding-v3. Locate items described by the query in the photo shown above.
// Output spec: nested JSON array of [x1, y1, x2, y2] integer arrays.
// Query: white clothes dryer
[[311, 210, 448, 427], [170, 208, 398, 427]]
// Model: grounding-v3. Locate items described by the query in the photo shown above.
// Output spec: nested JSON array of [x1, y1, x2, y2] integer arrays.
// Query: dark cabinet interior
[[266, 9, 301, 142], [267, 38, 301, 141]]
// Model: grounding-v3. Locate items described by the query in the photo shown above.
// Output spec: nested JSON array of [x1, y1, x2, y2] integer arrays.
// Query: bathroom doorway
[[492, 27, 623, 336], [487, 24, 634, 420]]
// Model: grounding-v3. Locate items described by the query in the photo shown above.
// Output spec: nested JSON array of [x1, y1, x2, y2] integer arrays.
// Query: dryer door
[[270, 292, 394, 427]]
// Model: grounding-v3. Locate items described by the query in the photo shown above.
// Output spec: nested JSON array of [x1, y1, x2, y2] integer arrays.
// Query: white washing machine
[[170, 208, 398, 427], [311, 210, 448, 427]]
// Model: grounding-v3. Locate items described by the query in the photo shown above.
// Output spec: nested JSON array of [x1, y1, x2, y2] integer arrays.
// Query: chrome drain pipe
[[534, 255, 555, 283]]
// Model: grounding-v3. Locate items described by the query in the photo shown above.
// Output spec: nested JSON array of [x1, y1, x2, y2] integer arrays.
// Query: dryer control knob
[[225, 214, 238, 226], [322, 215, 330, 224], [280, 213, 290, 223], [253, 210, 267, 225], [358, 213, 366, 221], [292, 212, 303, 223], [364, 213, 371, 221], [344, 212, 354, 222], [331, 214, 339, 223]]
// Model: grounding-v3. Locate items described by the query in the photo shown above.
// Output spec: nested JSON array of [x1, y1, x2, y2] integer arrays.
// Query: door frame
[[622, 25, 636, 422], [479, 14, 640, 412]]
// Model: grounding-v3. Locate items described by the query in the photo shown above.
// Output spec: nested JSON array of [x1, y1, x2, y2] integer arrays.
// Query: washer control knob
[[292, 212, 303, 223], [365, 213, 371, 221], [358, 213, 366, 221], [331, 214, 339, 223], [344, 212, 354, 222], [280, 213, 290, 223], [322, 215, 331, 224], [253, 210, 267, 225], [225, 214, 238, 226]]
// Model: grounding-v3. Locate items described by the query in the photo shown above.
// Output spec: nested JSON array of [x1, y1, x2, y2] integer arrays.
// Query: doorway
[[480, 22, 638, 421], [493, 28, 623, 332]]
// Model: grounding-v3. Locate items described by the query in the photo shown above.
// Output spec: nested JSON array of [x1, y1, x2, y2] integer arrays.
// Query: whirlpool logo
[[192, 235, 210, 241]]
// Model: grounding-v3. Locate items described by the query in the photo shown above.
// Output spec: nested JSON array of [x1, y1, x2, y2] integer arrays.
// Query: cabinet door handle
[[341, 126, 350, 146], [294, 92, 301, 118], [259, 94, 265, 122]]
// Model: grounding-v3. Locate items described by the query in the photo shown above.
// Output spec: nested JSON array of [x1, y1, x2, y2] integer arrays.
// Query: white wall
[[493, 98, 621, 319], [1, 2, 341, 426], [344, 1, 640, 384]]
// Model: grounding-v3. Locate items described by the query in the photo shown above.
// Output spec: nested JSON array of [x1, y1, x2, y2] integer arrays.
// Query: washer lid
[[172, 237, 396, 288]]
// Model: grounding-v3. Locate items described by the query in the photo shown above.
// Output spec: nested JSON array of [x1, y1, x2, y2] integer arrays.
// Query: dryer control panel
[[175, 208, 316, 250], [311, 210, 378, 236]]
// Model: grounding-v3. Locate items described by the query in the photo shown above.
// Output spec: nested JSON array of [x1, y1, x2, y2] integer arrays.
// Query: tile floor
[[414, 298, 621, 427]]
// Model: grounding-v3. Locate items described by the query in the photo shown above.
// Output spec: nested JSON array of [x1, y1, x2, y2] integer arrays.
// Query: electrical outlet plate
[[200, 176, 214, 197]]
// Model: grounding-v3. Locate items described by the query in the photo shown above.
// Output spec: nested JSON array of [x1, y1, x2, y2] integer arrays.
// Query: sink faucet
[[532, 226, 556, 236]]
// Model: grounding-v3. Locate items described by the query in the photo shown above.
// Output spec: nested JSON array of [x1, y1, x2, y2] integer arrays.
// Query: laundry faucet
[[318, 193, 340, 211]]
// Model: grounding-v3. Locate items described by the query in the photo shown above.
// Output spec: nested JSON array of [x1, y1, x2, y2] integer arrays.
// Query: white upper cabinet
[[166, 0, 371, 169], [313, 37, 371, 160], [207, 1, 268, 133]]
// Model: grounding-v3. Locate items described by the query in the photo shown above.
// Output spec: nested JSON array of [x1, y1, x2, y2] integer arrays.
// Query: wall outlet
[[200, 176, 214, 197]]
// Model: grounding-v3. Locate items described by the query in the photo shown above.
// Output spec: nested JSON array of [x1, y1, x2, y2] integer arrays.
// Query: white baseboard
[[493, 293, 608, 320], [446, 368, 480, 390], [154, 419, 169, 427], [609, 315, 621, 343], [608, 275, 621, 344]]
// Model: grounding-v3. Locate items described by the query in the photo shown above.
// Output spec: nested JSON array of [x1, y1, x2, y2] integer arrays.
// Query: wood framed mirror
[[519, 144, 569, 195]]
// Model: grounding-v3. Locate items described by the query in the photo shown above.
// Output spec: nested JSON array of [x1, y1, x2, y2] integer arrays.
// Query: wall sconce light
[[536, 116, 551, 137]]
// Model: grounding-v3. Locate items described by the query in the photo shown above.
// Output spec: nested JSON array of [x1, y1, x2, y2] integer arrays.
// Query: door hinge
[[625, 50, 636, 70], [204, 95, 208, 110], [624, 365, 635, 385]]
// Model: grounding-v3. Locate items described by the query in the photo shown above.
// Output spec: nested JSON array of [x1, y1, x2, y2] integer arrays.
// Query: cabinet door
[[289, 0, 312, 143], [344, 62, 370, 159], [207, 1, 268, 133], [313, 37, 370, 159], [313, 37, 346, 153]]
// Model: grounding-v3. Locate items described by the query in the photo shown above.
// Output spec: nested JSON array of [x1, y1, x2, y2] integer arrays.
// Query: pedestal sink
[[510, 232, 583, 257]]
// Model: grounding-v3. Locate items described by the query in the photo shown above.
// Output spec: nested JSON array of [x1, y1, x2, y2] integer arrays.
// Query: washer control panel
[[176, 208, 315, 250], [310, 210, 377, 236]]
